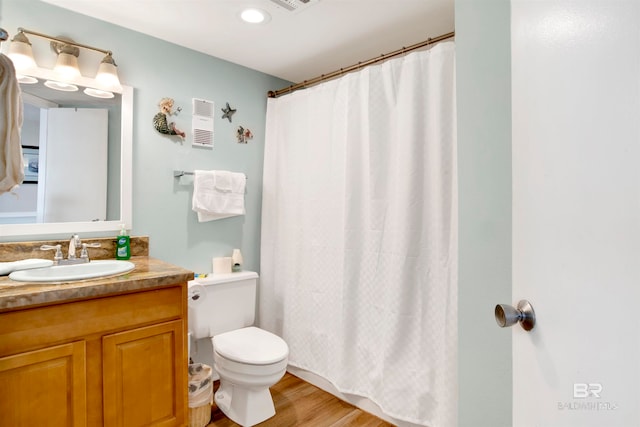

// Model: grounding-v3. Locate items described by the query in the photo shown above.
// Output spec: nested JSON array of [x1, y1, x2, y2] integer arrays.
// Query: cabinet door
[[103, 320, 186, 427], [0, 341, 87, 427]]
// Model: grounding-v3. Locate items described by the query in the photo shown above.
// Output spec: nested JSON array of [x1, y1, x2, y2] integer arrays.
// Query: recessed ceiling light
[[240, 8, 271, 24]]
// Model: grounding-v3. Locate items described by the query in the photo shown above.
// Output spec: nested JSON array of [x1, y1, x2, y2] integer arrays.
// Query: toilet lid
[[213, 326, 289, 365]]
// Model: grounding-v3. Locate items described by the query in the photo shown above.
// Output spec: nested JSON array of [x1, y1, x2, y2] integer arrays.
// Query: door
[[512, 1, 640, 426], [38, 108, 108, 223]]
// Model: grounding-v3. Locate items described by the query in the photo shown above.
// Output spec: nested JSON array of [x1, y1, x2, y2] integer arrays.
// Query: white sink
[[9, 260, 135, 282]]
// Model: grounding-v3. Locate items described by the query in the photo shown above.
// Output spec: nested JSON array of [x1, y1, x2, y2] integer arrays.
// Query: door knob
[[495, 300, 536, 331]]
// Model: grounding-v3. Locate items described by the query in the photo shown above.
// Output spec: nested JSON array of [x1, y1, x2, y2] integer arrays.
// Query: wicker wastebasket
[[188, 363, 213, 427]]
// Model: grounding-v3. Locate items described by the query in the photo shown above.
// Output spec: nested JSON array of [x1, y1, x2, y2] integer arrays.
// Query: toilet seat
[[213, 326, 289, 365]]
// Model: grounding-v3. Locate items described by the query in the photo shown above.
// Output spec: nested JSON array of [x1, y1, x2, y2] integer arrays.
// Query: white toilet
[[188, 271, 289, 427]]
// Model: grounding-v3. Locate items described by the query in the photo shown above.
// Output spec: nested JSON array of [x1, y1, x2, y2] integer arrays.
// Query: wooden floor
[[206, 372, 393, 427]]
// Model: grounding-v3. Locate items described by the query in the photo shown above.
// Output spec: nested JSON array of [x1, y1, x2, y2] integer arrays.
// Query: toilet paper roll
[[187, 284, 207, 307], [212, 257, 232, 274]]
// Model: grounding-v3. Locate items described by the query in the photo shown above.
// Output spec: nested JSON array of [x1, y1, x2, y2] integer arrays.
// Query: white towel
[[0, 53, 25, 195], [214, 170, 232, 192], [192, 170, 246, 222]]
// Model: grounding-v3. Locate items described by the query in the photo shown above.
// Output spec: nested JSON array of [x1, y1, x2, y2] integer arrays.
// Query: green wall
[[456, 0, 512, 426], [1, 0, 290, 273]]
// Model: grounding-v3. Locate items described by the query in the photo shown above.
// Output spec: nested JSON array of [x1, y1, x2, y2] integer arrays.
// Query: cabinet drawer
[[0, 286, 184, 357]]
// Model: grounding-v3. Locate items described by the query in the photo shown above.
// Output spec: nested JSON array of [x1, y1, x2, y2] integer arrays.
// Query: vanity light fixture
[[17, 75, 38, 84], [7, 30, 38, 84], [44, 80, 79, 92], [52, 42, 82, 80], [7, 30, 37, 70], [83, 87, 115, 99], [7, 27, 122, 97], [95, 53, 121, 91]]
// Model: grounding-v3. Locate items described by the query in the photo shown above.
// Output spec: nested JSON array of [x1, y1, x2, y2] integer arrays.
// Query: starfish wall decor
[[221, 102, 236, 122]]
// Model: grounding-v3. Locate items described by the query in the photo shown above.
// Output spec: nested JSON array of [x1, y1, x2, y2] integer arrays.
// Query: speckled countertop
[[0, 256, 194, 312], [0, 237, 193, 312]]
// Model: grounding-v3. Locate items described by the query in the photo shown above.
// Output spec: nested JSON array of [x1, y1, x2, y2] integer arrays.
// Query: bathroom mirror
[[0, 66, 132, 238]]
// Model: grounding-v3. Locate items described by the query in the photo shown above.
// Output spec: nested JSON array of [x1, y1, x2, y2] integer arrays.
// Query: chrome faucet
[[68, 234, 81, 259], [79, 242, 101, 261], [40, 244, 63, 264], [40, 234, 101, 265]]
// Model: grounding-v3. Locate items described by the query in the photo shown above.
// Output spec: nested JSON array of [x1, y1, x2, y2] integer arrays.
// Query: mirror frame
[[0, 67, 132, 238]]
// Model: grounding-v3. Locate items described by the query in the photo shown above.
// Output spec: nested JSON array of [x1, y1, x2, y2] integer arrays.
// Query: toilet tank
[[188, 271, 258, 339]]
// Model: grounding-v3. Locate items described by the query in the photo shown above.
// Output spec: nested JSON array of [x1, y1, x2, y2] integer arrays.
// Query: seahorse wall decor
[[153, 97, 185, 138]]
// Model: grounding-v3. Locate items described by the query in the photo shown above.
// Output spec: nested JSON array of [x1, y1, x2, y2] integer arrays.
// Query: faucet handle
[[41, 244, 63, 262], [80, 242, 102, 260]]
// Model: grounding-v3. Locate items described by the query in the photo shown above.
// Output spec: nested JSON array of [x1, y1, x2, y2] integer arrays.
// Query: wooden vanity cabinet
[[0, 283, 188, 427]]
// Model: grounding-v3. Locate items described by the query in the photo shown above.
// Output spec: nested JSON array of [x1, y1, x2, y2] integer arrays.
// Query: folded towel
[[192, 170, 246, 222], [0, 53, 25, 195]]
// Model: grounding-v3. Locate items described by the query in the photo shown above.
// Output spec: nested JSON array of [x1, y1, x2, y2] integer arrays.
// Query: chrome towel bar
[[173, 170, 247, 179]]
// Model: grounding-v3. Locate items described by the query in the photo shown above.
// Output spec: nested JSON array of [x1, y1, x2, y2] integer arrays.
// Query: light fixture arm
[[17, 27, 112, 56]]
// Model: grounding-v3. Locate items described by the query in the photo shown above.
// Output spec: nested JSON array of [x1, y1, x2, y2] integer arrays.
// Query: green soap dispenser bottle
[[116, 224, 131, 260]]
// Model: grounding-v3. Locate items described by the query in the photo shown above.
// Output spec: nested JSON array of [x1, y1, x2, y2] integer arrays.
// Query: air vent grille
[[192, 98, 214, 148], [193, 98, 214, 117], [269, 0, 318, 13], [193, 126, 213, 147]]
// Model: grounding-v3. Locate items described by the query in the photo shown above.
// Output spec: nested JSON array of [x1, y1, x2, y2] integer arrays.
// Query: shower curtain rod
[[267, 30, 455, 98]]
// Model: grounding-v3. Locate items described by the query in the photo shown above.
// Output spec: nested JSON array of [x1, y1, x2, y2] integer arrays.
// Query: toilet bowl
[[188, 272, 289, 426], [212, 326, 288, 426]]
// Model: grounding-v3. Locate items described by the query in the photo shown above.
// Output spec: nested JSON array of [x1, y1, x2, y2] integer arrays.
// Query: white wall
[[456, 1, 512, 426]]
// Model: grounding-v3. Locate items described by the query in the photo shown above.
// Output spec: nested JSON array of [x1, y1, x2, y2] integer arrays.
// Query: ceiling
[[42, 0, 454, 83]]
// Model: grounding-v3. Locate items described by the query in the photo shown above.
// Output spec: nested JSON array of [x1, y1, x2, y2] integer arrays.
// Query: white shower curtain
[[260, 42, 457, 427]]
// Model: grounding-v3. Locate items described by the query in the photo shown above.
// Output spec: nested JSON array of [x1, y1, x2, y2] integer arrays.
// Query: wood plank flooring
[[205, 372, 393, 427]]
